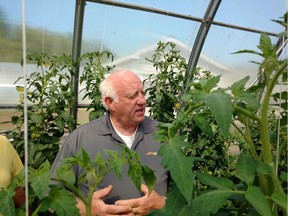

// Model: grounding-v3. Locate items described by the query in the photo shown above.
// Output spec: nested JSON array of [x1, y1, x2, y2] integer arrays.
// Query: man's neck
[[110, 117, 137, 136]]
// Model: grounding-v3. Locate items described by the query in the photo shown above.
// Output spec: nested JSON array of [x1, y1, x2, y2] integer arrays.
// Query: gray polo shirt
[[50, 113, 168, 204]]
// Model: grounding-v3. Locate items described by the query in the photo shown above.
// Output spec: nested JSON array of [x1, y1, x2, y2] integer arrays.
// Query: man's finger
[[106, 204, 133, 215], [93, 185, 113, 200], [141, 184, 149, 195], [115, 197, 141, 207]]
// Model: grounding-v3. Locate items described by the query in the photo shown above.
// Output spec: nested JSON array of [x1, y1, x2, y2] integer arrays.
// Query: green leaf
[[89, 111, 98, 121], [158, 136, 195, 204], [60, 110, 70, 121], [111, 157, 125, 179], [193, 115, 213, 137], [203, 75, 221, 93], [238, 93, 260, 108], [128, 163, 143, 191], [236, 154, 256, 185], [77, 148, 91, 170], [204, 92, 232, 137], [196, 172, 234, 190], [245, 186, 272, 216], [155, 94, 162, 103], [104, 148, 125, 179], [95, 151, 105, 170], [142, 165, 156, 193], [154, 183, 190, 216], [8, 170, 25, 191], [29, 160, 51, 199], [230, 76, 260, 108], [30, 113, 43, 125], [56, 164, 76, 186], [255, 160, 274, 176], [0, 189, 15, 216], [280, 172, 287, 182], [15, 208, 26, 216], [191, 81, 203, 90], [231, 76, 250, 97], [191, 190, 234, 215], [271, 192, 287, 210], [232, 49, 262, 56], [39, 185, 80, 216], [258, 33, 273, 57], [181, 92, 192, 102], [147, 209, 166, 216], [55, 117, 65, 132]]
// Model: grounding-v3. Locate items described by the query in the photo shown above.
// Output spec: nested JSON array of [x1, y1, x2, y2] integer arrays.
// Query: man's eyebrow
[[127, 90, 137, 97], [126, 89, 141, 97]]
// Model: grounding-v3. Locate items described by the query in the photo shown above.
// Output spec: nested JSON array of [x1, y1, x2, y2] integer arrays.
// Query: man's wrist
[[151, 196, 166, 210]]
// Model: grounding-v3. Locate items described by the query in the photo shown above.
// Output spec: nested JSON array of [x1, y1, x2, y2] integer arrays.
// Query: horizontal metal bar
[[87, 0, 278, 37]]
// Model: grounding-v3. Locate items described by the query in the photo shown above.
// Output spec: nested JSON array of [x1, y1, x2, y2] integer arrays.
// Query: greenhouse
[[0, 0, 287, 215]]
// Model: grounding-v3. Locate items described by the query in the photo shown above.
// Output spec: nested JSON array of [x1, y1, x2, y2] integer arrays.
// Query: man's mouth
[[136, 108, 145, 114]]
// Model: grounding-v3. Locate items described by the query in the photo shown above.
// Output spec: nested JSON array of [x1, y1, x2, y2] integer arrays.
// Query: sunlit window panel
[[82, 2, 201, 74], [215, 0, 285, 32], [201, 26, 274, 87], [0, 1, 22, 132], [82, 0, 285, 90], [0, 0, 75, 101], [0, 0, 76, 132]]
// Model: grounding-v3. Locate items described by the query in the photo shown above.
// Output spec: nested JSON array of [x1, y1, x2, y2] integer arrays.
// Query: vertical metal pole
[[183, 0, 222, 93], [71, 0, 86, 130], [178, 0, 221, 136], [20, 1, 29, 215]]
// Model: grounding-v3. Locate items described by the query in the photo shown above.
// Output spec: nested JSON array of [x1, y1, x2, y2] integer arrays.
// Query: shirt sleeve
[[0, 135, 24, 188], [10, 143, 24, 178]]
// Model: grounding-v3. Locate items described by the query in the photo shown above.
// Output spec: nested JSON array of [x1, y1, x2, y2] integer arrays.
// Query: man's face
[[111, 73, 146, 127]]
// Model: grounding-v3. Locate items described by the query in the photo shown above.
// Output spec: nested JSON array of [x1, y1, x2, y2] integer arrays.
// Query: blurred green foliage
[[0, 22, 103, 63]]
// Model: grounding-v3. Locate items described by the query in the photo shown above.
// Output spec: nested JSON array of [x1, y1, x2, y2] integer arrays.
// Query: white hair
[[99, 69, 131, 109]]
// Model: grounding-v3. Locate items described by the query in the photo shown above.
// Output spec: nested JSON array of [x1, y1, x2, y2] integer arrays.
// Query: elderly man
[[51, 69, 167, 215]]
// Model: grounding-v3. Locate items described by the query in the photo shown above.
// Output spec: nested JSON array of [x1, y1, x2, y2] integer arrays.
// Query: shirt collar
[[98, 111, 155, 135]]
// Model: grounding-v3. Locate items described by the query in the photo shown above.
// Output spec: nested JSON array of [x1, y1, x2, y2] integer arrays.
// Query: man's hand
[[115, 184, 166, 216], [77, 185, 133, 216]]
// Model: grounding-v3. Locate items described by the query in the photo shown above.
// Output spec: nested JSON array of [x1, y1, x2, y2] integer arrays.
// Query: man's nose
[[137, 93, 146, 104]]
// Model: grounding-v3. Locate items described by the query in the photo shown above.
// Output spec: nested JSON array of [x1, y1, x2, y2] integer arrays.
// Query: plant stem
[[51, 178, 86, 203], [85, 188, 95, 216], [260, 61, 287, 164], [231, 121, 258, 160], [233, 105, 260, 122], [184, 102, 205, 119], [260, 61, 287, 201], [232, 117, 270, 202]]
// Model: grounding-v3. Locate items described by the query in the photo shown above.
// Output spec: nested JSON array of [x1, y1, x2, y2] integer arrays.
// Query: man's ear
[[104, 97, 114, 111]]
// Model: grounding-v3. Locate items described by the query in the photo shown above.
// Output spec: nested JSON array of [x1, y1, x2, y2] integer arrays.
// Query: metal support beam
[[183, 0, 222, 93], [71, 0, 86, 130], [87, 0, 277, 37]]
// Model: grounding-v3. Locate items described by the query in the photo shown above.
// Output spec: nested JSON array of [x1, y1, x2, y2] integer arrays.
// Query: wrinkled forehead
[[117, 79, 144, 94], [113, 72, 142, 87]]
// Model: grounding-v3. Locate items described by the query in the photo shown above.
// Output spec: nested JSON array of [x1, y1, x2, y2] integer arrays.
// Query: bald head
[[99, 69, 142, 109]]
